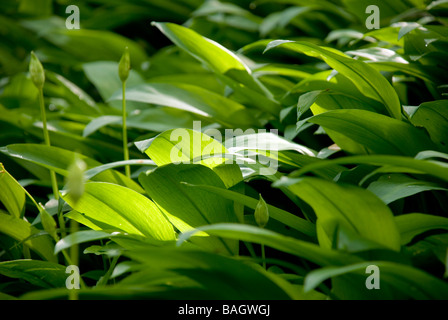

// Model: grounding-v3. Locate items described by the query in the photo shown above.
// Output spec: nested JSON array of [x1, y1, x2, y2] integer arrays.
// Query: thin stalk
[[261, 244, 266, 270], [38, 90, 64, 235], [122, 81, 130, 178], [97, 255, 120, 287], [68, 220, 80, 301]]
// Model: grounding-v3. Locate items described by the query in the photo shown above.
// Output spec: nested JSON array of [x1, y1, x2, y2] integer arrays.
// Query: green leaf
[[38, 204, 58, 241], [109, 83, 261, 129], [0, 163, 25, 218], [55, 230, 124, 254], [1, 144, 144, 193], [411, 100, 448, 152], [304, 261, 448, 299], [308, 109, 436, 156], [395, 213, 448, 245], [84, 159, 156, 181], [0, 260, 67, 289], [141, 128, 243, 189], [265, 40, 402, 119], [126, 247, 296, 299], [274, 177, 401, 251], [0, 212, 56, 262], [152, 22, 280, 115], [61, 182, 175, 241], [178, 223, 360, 266], [290, 154, 448, 183], [139, 164, 239, 255], [367, 174, 447, 204]]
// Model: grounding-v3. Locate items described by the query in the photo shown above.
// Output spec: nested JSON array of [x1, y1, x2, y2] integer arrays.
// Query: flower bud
[[66, 155, 87, 204], [29, 51, 45, 90], [118, 47, 130, 82], [255, 194, 269, 228]]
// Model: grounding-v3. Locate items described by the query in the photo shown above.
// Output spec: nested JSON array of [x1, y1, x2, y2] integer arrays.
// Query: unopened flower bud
[[255, 194, 269, 228], [118, 47, 130, 82], [66, 156, 87, 204], [29, 51, 45, 90]]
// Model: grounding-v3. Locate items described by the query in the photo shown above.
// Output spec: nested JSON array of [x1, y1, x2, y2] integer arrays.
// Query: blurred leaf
[[367, 174, 447, 204], [396, 213, 448, 245], [305, 260, 448, 299]]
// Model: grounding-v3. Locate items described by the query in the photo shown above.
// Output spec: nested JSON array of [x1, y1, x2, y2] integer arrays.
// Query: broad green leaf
[[0, 260, 67, 289], [22, 19, 148, 66], [54, 230, 147, 254], [395, 213, 448, 245], [411, 100, 448, 152], [178, 223, 360, 266], [84, 159, 156, 181], [290, 154, 448, 183], [152, 22, 261, 93], [139, 164, 239, 255], [109, 83, 261, 129], [61, 182, 175, 241], [152, 22, 280, 115], [305, 261, 448, 299], [224, 131, 316, 156], [367, 174, 447, 204], [0, 163, 25, 218], [342, 0, 411, 24], [0, 144, 144, 193], [141, 128, 243, 189], [292, 70, 383, 113], [265, 40, 402, 119], [308, 109, 436, 156], [126, 247, 297, 300], [274, 177, 401, 251], [83, 108, 195, 138], [0, 212, 56, 262]]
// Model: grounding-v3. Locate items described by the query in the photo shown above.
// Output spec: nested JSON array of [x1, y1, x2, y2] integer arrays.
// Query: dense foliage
[[1, 0, 448, 300]]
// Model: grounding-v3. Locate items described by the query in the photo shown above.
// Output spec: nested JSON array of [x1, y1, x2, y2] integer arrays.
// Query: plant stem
[[38, 90, 64, 234], [122, 81, 130, 178], [261, 244, 266, 270], [68, 220, 80, 301], [97, 255, 120, 287]]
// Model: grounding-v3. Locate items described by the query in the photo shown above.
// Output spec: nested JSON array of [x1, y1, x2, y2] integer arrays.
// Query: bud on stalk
[[118, 47, 130, 83], [255, 194, 269, 228], [29, 51, 45, 90]]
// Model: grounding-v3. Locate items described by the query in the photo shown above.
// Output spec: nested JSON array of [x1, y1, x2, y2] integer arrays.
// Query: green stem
[[38, 90, 63, 234], [68, 220, 80, 301], [261, 244, 266, 270], [38, 91, 59, 198], [97, 255, 120, 287], [122, 81, 130, 178]]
